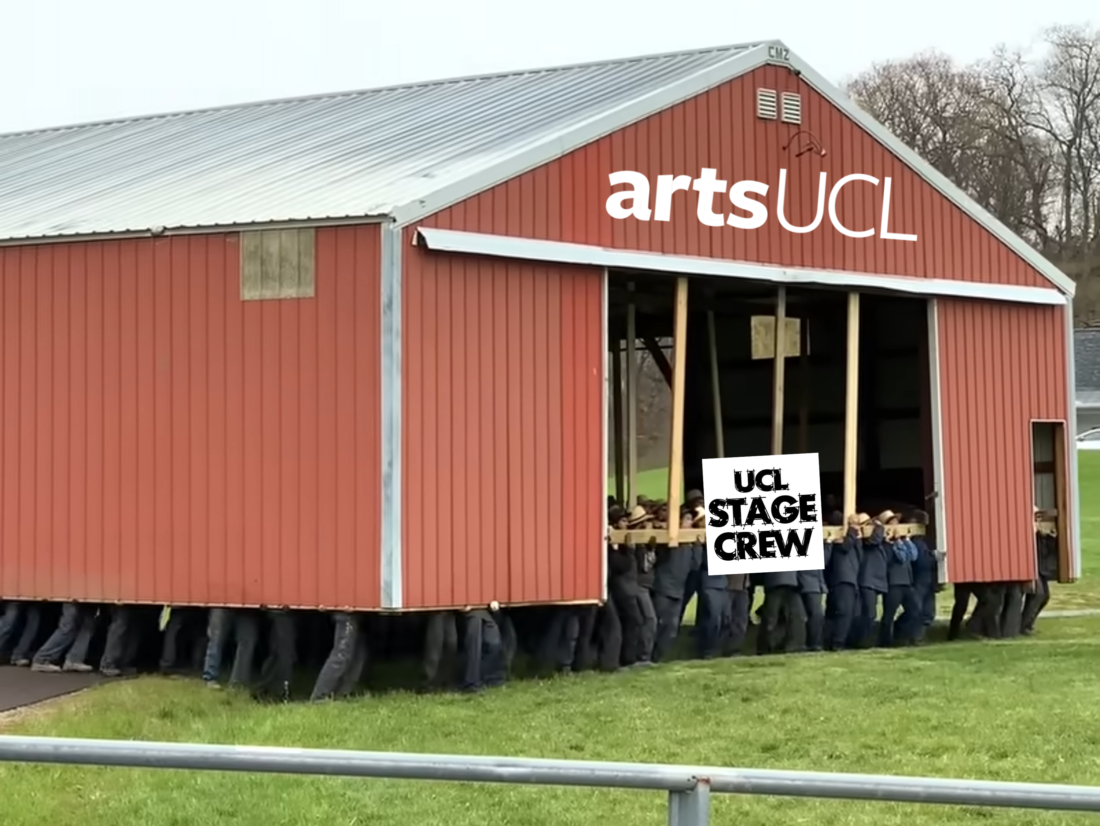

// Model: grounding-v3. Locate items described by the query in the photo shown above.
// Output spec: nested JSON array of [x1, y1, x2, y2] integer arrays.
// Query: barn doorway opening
[[605, 270, 936, 544], [1031, 420, 1071, 579]]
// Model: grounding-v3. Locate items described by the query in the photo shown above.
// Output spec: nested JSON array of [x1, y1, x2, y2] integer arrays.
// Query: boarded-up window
[[240, 228, 316, 300], [751, 315, 804, 359]]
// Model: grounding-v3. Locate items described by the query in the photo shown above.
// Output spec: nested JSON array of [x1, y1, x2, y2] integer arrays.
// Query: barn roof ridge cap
[[392, 42, 1076, 298]]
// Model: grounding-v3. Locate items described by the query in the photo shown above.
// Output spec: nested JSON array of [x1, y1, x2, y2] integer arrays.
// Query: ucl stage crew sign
[[700, 453, 825, 577]]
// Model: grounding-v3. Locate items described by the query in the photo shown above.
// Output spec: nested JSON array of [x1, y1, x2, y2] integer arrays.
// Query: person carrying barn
[[202, 608, 262, 689], [1022, 509, 1059, 634], [905, 510, 940, 640], [608, 505, 650, 667], [721, 564, 751, 657], [30, 602, 98, 673], [696, 524, 731, 660], [632, 514, 659, 667], [650, 507, 695, 663], [825, 512, 862, 650], [98, 604, 142, 677], [596, 506, 628, 671], [311, 612, 370, 702], [878, 511, 920, 647], [853, 513, 889, 647], [678, 490, 707, 634]]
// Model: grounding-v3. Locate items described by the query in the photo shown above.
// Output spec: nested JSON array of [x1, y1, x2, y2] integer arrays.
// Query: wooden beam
[[610, 344, 624, 504], [667, 277, 690, 546], [626, 286, 638, 508], [799, 314, 810, 453], [609, 522, 928, 545], [843, 292, 860, 517], [772, 287, 787, 455], [641, 337, 673, 387], [1051, 424, 1072, 582], [707, 310, 725, 458]]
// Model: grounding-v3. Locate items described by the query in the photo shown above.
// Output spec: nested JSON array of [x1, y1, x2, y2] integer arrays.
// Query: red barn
[[0, 41, 1078, 611]]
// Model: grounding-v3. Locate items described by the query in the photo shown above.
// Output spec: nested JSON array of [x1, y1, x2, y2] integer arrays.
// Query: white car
[[1077, 427, 1100, 450]]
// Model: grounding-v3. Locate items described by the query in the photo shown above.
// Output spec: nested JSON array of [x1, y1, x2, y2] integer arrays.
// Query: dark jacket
[[858, 524, 889, 593], [608, 544, 640, 596], [652, 545, 693, 599], [911, 536, 938, 586], [798, 542, 831, 594], [885, 537, 919, 587], [636, 544, 657, 590], [761, 569, 799, 590], [827, 532, 862, 588], [1037, 533, 1059, 580]]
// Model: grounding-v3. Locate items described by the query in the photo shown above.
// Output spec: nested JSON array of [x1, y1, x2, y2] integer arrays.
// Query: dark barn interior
[[606, 271, 935, 518]]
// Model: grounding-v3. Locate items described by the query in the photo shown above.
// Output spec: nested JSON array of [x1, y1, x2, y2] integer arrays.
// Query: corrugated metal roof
[[0, 43, 762, 242]]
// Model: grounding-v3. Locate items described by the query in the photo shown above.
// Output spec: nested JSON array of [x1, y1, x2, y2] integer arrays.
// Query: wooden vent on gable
[[240, 228, 317, 301], [756, 88, 778, 120], [781, 92, 802, 124]]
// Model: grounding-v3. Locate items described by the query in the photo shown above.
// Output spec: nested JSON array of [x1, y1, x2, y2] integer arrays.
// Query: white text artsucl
[[604, 168, 918, 242]]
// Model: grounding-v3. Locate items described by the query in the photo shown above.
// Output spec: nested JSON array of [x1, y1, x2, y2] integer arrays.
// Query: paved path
[[0, 666, 109, 714]]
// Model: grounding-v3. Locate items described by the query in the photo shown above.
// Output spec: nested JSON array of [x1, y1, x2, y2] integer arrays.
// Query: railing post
[[668, 778, 711, 826]]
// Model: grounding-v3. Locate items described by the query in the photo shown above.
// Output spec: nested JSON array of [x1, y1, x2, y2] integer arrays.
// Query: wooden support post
[[642, 337, 674, 388], [843, 292, 861, 518], [798, 314, 810, 454], [610, 342, 625, 504], [667, 277, 690, 546], [626, 286, 638, 508], [1052, 423, 1071, 582], [706, 310, 725, 459], [771, 287, 787, 456]]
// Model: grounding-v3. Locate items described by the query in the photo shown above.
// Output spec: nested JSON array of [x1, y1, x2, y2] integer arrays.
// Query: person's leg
[[802, 593, 825, 652], [311, 613, 357, 702], [635, 590, 658, 665], [12, 604, 44, 666], [0, 601, 21, 656], [99, 607, 134, 675], [651, 593, 682, 663], [32, 603, 81, 671], [228, 611, 260, 687], [461, 614, 485, 692], [201, 608, 231, 686]]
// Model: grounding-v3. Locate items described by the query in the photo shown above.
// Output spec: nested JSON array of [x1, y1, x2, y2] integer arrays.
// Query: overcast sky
[[1, 0, 1095, 134]]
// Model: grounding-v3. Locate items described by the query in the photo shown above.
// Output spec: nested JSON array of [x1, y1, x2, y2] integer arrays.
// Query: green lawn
[[4, 618, 1100, 826], [0, 460, 1098, 825]]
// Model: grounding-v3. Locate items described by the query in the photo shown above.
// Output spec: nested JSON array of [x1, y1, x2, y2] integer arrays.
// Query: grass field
[[0, 459, 1097, 825]]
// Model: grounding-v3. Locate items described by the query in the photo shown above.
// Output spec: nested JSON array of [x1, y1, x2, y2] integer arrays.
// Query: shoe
[[12, 657, 30, 667], [63, 661, 93, 673], [100, 667, 122, 678], [31, 662, 61, 673], [204, 680, 222, 690]]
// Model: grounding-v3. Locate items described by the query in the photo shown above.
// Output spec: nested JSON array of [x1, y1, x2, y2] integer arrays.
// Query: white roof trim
[[394, 41, 1075, 298], [416, 228, 1067, 306]]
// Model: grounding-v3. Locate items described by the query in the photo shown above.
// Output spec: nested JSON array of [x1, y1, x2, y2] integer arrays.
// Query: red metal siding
[[402, 230, 604, 608], [0, 227, 381, 608], [420, 65, 1051, 289], [937, 299, 1069, 581]]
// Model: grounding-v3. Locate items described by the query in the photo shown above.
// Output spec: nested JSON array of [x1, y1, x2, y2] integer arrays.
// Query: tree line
[[846, 23, 1100, 323]]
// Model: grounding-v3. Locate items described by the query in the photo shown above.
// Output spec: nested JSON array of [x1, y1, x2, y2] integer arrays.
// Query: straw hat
[[625, 506, 652, 528], [691, 505, 707, 528], [878, 509, 900, 524], [854, 512, 872, 526]]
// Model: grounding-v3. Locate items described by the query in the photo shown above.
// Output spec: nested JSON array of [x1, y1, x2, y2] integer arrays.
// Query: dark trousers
[[611, 585, 646, 665], [596, 599, 623, 671], [636, 589, 657, 663], [0, 601, 33, 658], [696, 588, 729, 659], [100, 606, 139, 672], [802, 592, 825, 651], [159, 608, 206, 673], [34, 603, 97, 666], [1022, 577, 1051, 633], [255, 610, 297, 700], [948, 584, 975, 640], [971, 584, 1005, 639], [651, 592, 683, 662], [825, 583, 857, 650], [758, 587, 806, 654], [422, 611, 460, 688], [202, 608, 261, 685], [880, 585, 920, 647], [573, 606, 599, 671], [721, 590, 750, 656], [537, 607, 581, 673], [311, 612, 368, 701], [999, 583, 1024, 639], [854, 587, 883, 647], [462, 611, 505, 692]]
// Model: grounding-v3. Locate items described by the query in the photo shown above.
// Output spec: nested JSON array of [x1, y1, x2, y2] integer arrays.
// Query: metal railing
[[2, 735, 1100, 825]]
